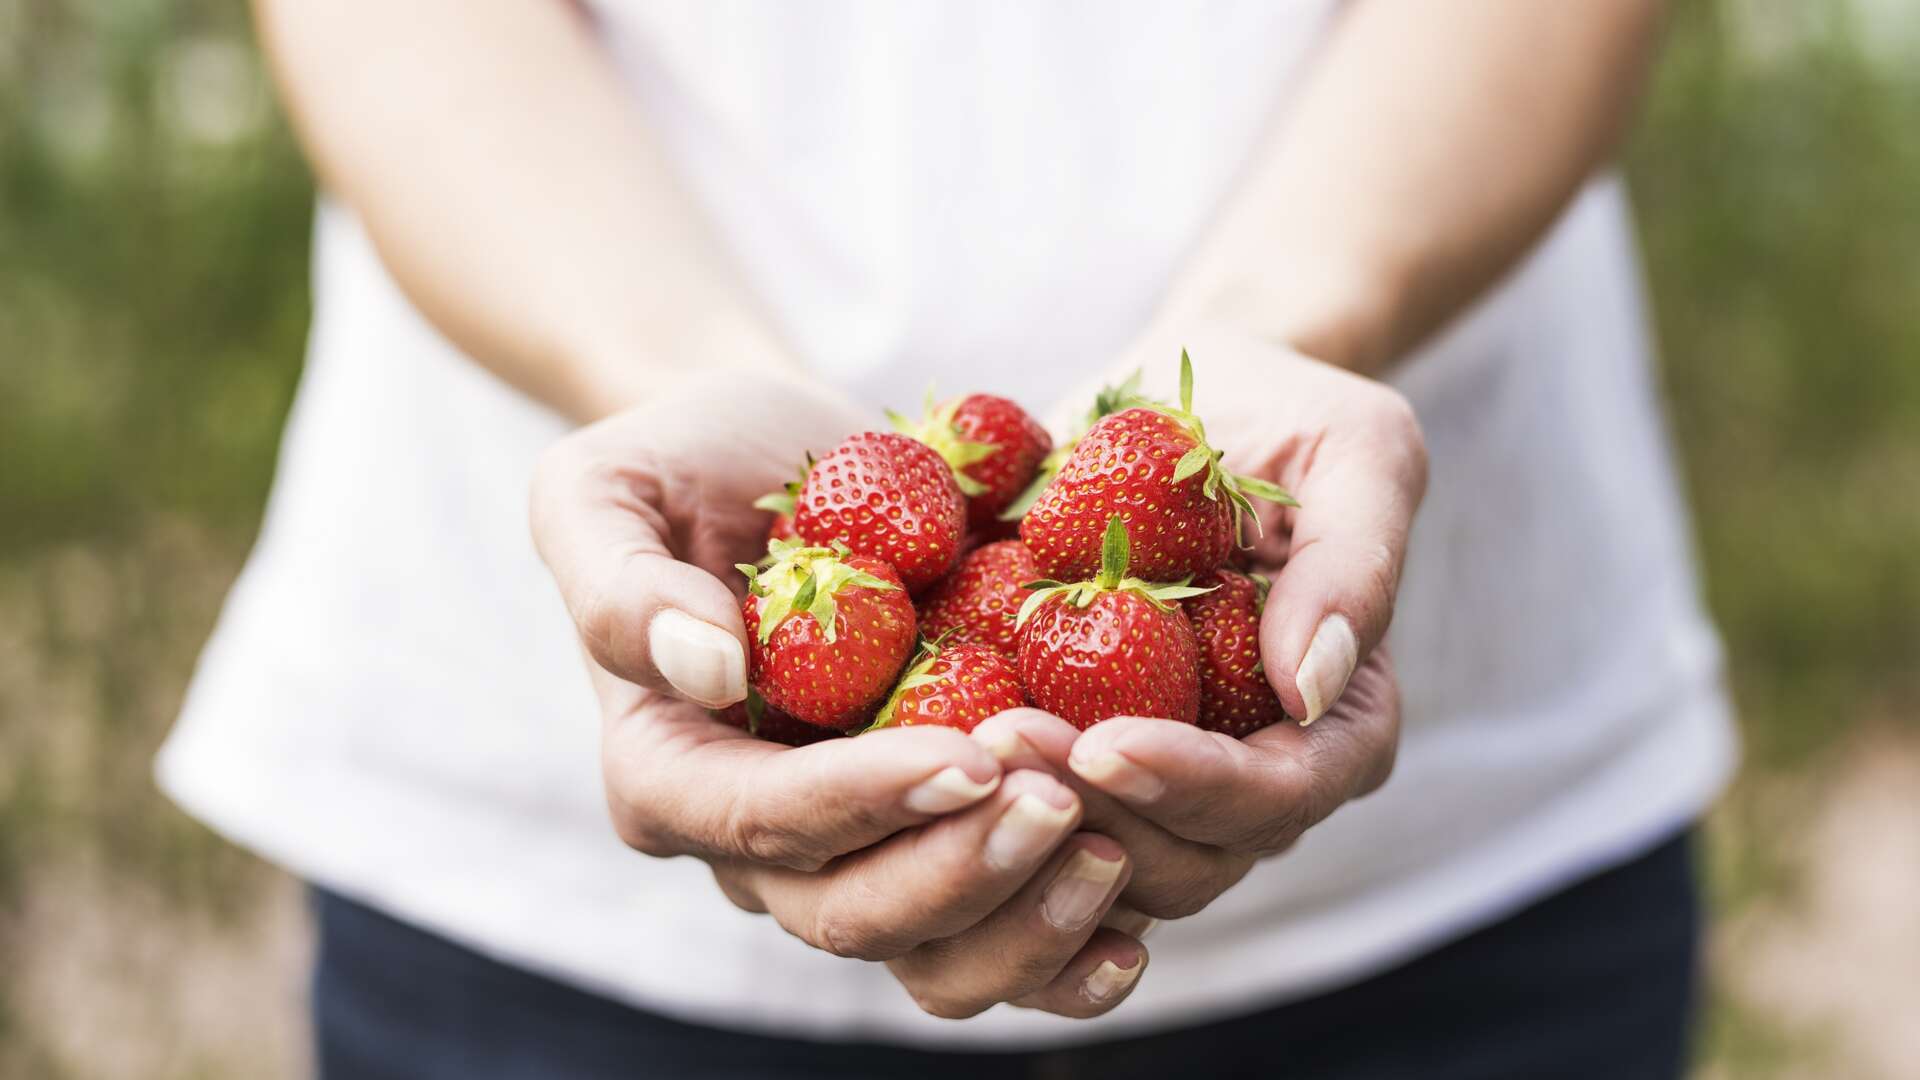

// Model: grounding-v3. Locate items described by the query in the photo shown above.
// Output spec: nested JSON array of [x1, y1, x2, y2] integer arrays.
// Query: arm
[[1154, 0, 1667, 373], [1055, 2, 1664, 918], [254, 0, 793, 420], [269, 2, 1143, 1017]]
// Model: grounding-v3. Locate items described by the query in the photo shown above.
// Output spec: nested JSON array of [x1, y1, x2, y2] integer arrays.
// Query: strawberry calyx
[[1142, 350, 1300, 545], [889, 391, 998, 498], [864, 633, 955, 731], [998, 371, 1153, 522], [1016, 515, 1216, 627], [736, 538, 900, 644], [750, 454, 814, 518]]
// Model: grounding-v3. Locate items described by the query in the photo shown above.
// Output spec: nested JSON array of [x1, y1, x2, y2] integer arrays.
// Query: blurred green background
[[2, 0, 1916, 1076]]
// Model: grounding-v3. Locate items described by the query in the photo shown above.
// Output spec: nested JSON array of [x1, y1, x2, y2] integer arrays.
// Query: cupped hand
[[531, 372, 1149, 1017], [1014, 322, 1426, 919]]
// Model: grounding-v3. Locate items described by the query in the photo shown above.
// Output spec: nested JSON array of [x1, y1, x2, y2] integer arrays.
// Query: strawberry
[[738, 540, 917, 729], [868, 640, 1027, 733], [792, 431, 966, 592], [997, 371, 1148, 524], [916, 540, 1041, 664], [893, 393, 1052, 530], [1184, 570, 1288, 736], [1015, 516, 1213, 730], [1020, 351, 1298, 581], [713, 688, 848, 746]]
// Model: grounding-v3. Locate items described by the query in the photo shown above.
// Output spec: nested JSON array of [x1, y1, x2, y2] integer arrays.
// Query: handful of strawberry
[[728, 353, 1301, 738]]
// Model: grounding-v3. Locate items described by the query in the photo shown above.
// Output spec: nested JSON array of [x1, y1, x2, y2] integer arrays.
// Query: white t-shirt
[[158, 1, 1735, 1047]]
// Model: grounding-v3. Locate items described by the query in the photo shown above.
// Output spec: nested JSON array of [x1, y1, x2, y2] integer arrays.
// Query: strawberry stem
[[738, 539, 899, 644], [890, 391, 998, 497], [1016, 517, 1218, 627]]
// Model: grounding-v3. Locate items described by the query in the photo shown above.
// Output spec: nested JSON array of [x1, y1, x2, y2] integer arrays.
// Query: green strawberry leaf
[[1098, 514, 1131, 587], [1232, 472, 1300, 507], [752, 492, 797, 516], [1179, 348, 1195, 413], [1172, 444, 1211, 484], [756, 591, 794, 643]]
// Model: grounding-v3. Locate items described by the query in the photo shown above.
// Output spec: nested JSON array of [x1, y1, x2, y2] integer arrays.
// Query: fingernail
[[1069, 750, 1165, 803], [649, 609, 748, 707], [1041, 849, 1125, 931], [979, 729, 1033, 764], [1296, 614, 1357, 726], [985, 793, 1077, 871], [1102, 906, 1159, 941], [904, 767, 1000, 814], [1082, 958, 1143, 1005]]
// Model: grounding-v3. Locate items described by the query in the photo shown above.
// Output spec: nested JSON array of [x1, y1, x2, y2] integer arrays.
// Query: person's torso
[[158, 0, 1734, 1045]]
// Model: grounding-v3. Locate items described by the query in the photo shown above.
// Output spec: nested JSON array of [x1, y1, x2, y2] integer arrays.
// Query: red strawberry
[[869, 640, 1027, 733], [1020, 351, 1297, 581], [792, 432, 966, 592], [916, 540, 1041, 664], [893, 393, 1051, 530], [713, 689, 848, 745], [1015, 516, 1213, 730], [997, 371, 1150, 525], [739, 541, 917, 729], [1184, 570, 1288, 737]]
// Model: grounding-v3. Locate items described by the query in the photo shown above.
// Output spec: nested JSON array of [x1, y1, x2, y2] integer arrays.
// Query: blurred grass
[[0, 0, 1916, 1075]]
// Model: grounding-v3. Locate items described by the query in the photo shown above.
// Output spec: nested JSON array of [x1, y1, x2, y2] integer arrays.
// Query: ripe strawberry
[[868, 640, 1027, 733], [792, 432, 966, 592], [1020, 351, 1297, 581], [1184, 570, 1288, 736], [916, 540, 1041, 664], [1015, 516, 1213, 730], [713, 688, 848, 746], [738, 541, 917, 729], [893, 393, 1052, 530], [998, 371, 1148, 524]]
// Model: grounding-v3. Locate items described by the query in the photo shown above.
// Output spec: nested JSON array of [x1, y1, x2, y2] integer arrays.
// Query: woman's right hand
[[530, 372, 1150, 1018]]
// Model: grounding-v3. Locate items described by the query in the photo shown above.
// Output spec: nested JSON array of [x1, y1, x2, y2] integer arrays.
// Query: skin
[[264, 0, 1666, 1019]]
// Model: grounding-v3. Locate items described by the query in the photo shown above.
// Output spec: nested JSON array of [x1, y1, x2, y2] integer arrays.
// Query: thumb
[[1258, 412, 1425, 724], [531, 429, 748, 707]]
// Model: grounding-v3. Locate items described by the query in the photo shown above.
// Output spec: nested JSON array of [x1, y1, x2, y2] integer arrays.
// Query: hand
[[1019, 322, 1425, 919], [531, 372, 1150, 1017]]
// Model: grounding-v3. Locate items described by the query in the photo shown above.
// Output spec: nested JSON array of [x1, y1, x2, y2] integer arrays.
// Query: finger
[[737, 770, 1082, 960], [532, 429, 749, 705], [889, 833, 1133, 1018], [1257, 389, 1426, 723], [1010, 929, 1150, 1019], [604, 698, 1004, 869], [1066, 661, 1399, 851], [1100, 904, 1159, 940], [975, 709, 1254, 918]]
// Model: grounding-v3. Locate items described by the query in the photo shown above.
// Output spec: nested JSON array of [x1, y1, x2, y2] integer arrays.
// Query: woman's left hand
[[1004, 323, 1426, 921]]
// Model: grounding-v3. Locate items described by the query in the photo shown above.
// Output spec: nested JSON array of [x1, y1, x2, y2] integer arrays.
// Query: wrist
[[1187, 255, 1406, 375], [563, 303, 800, 422]]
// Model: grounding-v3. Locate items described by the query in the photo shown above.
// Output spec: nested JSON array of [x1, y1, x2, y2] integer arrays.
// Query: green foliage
[[1627, 0, 1920, 767], [0, 0, 1915, 1074]]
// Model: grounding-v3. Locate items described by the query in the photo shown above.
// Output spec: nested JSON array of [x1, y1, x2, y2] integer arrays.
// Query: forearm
[[1154, 0, 1666, 373], [255, 0, 793, 421]]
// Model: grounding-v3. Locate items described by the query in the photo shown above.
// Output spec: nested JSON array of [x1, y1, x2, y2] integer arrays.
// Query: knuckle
[[727, 812, 830, 872], [813, 908, 902, 962]]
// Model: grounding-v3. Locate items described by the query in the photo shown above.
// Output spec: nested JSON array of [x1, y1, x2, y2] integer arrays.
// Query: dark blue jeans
[[313, 830, 1700, 1080]]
